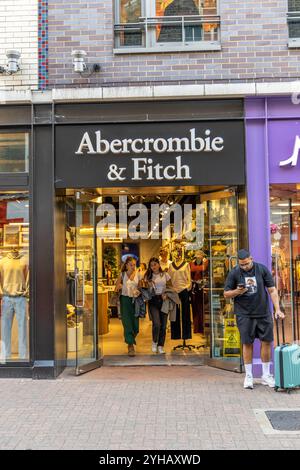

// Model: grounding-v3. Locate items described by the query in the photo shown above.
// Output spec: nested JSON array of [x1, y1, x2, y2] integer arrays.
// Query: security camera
[[71, 50, 87, 73], [6, 50, 21, 74], [71, 50, 100, 76], [0, 50, 21, 75]]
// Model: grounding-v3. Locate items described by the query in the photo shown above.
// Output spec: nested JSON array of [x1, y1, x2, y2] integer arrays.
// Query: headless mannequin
[[169, 246, 195, 350], [0, 247, 28, 360]]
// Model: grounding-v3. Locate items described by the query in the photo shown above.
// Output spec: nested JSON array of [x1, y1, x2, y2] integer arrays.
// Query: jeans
[[1, 296, 27, 360], [149, 295, 168, 347]]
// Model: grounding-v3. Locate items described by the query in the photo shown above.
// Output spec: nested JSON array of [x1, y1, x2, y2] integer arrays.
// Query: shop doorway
[[65, 186, 245, 374]]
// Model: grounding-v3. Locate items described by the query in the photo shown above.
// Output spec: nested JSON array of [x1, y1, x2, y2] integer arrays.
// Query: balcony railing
[[114, 15, 221, 49]]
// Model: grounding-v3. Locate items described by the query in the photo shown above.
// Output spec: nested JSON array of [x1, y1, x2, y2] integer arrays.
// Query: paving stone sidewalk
[[0, 365, 300, 450]]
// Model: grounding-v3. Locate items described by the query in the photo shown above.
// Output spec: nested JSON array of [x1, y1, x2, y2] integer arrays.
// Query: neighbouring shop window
[[0, 192, 30, 363], [270, 185, 300, 344], [114, 0, 220, 50], [288, 0, 300, 41]]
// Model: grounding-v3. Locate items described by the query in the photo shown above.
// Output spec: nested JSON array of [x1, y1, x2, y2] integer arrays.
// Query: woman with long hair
[[144, 257, 172, 354], [115, 256, 141, 357]]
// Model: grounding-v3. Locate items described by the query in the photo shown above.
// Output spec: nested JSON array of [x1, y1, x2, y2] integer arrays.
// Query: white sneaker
[[152, 342, 158, 353], [261, 374, 275, 388], [157, 346, 165, 354], [244, 375, 254, 389]]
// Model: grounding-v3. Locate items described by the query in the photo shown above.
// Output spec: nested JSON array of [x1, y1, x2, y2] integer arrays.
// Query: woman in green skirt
[[115, 257, 141, 356]]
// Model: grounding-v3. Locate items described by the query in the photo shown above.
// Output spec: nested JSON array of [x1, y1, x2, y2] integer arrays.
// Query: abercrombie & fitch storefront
[[0, 99, 247, 379]]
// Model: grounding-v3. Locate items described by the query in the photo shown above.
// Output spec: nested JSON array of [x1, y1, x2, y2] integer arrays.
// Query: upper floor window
[[114, 0, 221, 53], [288, 0, 300, 46], [0, 133, 29, 173]]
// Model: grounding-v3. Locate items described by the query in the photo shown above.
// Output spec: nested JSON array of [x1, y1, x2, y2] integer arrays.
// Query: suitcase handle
[[276, 318, 286, 346]]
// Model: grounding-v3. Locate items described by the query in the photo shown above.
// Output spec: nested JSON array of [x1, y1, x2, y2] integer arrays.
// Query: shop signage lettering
[[279, 135, 300, 167], [75, 128, 224, 183], [75, 128, 224, 155]]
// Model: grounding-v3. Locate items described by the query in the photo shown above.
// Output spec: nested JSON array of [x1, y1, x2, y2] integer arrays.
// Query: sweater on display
[[168, 261, 191, 293], [0, 252, 29, 296]]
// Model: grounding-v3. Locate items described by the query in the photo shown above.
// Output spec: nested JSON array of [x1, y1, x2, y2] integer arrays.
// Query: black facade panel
[[32, 126, 55, 362], [55, 120, 245, 188]]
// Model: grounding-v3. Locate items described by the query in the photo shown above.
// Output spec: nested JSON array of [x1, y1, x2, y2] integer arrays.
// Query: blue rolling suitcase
[[274, 319, 300, 393]]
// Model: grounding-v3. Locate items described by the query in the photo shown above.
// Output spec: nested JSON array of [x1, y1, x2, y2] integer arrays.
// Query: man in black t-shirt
[[224, 249, 285, 390]]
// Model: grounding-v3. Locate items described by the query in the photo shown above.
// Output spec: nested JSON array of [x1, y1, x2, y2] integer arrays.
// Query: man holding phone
[[224, 249, 285, 390]]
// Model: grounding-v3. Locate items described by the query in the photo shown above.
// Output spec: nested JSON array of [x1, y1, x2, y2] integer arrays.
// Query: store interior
[[65, 185, 242, 366]]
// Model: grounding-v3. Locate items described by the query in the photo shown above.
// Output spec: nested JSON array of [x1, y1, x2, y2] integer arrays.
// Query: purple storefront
[[246, 96, 300, 376]]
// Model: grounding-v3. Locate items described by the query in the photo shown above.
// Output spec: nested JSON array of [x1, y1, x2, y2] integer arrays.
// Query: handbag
[[110, 290, 121, 307]]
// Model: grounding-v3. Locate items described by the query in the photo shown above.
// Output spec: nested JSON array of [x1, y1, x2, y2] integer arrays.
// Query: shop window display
[[205, 195, 240, 361], [270, 185, 300, 344], [0, 193, 30, 363]]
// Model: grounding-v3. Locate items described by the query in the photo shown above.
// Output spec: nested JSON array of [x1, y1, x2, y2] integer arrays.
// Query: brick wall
[[0, 0, 38, 91], [46, 0, 299, 88]]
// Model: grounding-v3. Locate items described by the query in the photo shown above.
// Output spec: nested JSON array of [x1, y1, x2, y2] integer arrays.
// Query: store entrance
[[65, 186, 245, 374]]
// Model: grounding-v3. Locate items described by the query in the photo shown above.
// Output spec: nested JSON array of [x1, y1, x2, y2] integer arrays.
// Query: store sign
[[279, 135, 300, 167], [75, 128, 224, 182], [55, 121, 245, 188]]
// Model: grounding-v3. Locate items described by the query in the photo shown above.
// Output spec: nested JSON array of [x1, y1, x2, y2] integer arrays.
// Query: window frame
[[114, 0, 221, 54], [287, 1, 300, 47]]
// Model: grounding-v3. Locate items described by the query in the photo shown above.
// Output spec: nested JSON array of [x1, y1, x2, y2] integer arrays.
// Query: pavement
[[0, 365, 300, 450]]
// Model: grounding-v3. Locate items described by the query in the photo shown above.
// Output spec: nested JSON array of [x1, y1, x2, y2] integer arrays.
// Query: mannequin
[[168, 244, 194, 350], [0, 247, 29, 360], [190, 250, 208, 335], [159, 247, 172, 272]]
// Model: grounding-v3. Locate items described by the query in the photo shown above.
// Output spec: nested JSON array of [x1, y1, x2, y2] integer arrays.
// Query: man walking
[[224, 249, 285, 389]]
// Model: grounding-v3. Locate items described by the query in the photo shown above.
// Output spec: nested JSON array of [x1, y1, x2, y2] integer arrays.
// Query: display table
[[84, 288, 109, 335]]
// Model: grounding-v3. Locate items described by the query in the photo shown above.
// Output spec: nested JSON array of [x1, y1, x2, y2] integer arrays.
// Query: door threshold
[[103, 353, 207, 367]]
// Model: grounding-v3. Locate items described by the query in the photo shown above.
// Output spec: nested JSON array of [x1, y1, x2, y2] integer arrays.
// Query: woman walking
[[115, 256, 141, 357], [144, 257, 172, 354]]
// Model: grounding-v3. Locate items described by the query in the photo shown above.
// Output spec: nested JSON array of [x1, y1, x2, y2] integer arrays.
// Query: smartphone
[[237, 283, 245, 289]]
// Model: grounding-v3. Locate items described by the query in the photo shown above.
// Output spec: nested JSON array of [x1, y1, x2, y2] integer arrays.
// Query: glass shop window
[[0, 192, 30, 363]]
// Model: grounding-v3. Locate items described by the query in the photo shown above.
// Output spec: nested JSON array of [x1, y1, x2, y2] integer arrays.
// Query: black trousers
[[171, 289, 192, 340], [148, 295, 168, 347], [191, 283, 204, 334]]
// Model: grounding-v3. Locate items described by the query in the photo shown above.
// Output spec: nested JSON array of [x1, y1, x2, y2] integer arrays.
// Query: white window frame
[[114, 0, 221, 54], [287, 2, 300, 47]]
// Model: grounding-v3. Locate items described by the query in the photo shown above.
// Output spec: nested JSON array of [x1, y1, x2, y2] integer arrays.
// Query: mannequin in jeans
[[0, 247, 29, 361]]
